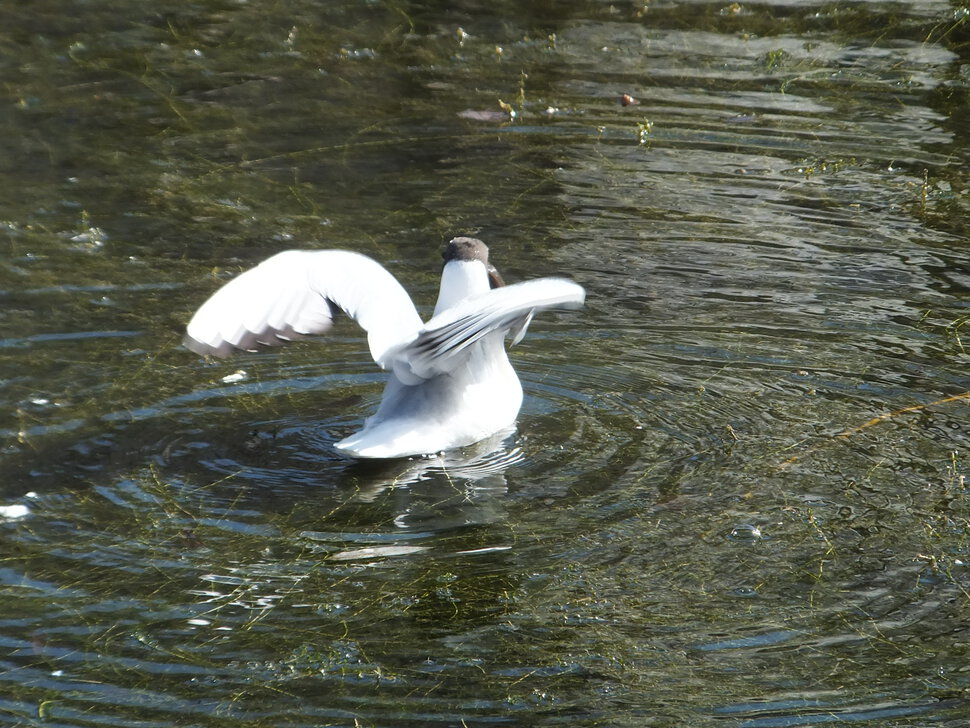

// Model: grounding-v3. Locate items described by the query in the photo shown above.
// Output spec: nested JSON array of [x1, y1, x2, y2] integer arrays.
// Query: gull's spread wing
[[184, 250, 423, 364], [386, 277, 585, 383]]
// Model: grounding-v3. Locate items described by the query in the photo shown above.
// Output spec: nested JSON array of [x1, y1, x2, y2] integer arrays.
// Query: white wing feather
[[386, 277, 585, 383], [184, 250, 423, 363]]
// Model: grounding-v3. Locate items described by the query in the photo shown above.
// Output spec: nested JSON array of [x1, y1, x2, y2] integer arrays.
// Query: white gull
[[184, 237, 585, 459]]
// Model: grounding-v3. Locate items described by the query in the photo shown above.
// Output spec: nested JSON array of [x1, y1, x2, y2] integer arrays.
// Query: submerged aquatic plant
[[944, 313, 970, 354], [636, 118, 653, 146]]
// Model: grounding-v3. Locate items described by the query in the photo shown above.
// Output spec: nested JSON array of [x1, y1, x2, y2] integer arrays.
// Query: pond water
[[2, 0, 970, 725]]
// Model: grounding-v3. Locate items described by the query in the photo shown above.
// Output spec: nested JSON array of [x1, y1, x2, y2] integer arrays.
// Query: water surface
[[2, 1, 969, 726]]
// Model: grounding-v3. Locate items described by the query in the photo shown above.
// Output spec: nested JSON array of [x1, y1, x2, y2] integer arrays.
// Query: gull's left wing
[[184, 250, 424, 363]]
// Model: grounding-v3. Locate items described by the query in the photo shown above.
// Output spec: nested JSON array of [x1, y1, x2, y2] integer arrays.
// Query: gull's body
[[184, 237, 585, 459]]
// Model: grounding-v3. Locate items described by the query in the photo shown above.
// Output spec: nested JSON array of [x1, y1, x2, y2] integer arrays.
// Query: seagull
[[184, 237, 585, 459]]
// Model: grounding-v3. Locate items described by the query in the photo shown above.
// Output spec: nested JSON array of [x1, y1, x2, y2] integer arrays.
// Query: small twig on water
[[779, 391, 970, 469]]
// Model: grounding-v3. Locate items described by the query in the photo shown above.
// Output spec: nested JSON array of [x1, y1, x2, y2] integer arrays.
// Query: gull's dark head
[[443, 236, 505, 288]]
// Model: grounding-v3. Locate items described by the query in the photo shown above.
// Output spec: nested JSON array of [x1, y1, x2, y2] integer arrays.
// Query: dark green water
[[2, 1, 969, 725]]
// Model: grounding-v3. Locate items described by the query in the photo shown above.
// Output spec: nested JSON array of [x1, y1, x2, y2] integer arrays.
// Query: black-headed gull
[[184, 237, 585, 459]]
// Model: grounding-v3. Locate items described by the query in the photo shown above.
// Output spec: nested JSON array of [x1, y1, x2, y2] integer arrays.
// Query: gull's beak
[[487, 263, 505, 288]]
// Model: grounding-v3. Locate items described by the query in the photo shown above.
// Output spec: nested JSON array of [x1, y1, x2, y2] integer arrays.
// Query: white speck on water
[[221, 370, 248, 384], [0, 504, 30, 519]]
